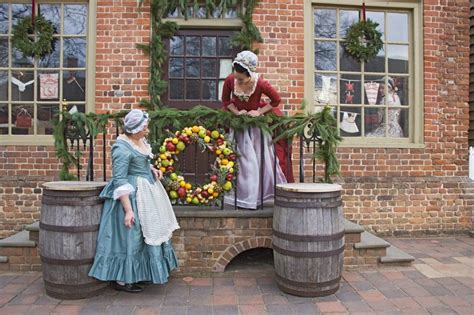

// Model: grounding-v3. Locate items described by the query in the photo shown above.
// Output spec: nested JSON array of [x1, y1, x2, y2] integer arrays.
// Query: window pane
[[12, 4, 31, 26], [169, 58, 184, 78], [186, 80, 200, 99], [0, 4, 8, 34], [339, 10, 358, 38], [202, 37, 216, 56], [39, 42, 60, 68], [186, 58, 200, 77], [12, 105, 34, 135], [340, 44, 360, 72], [169, 79, 184, 100], [64, 38, 87, 68], [218, 80, 224, 100], [37, 104, 59, 135], [314, 9, 336, 38], [0, 71, 7, 100], [11, 71, 34, 101], [364, 47, 385, 73], [170, 36, 184, 56], [64, 4, 87, 35], [224, 7, 238, 19], [39, 4, 61, 33], [202, 80, 217, 100], [366, 11, 385, 41], [387, 13, 408, 42], [38, 72, 60, 101], [391, 76, 409, 106], [314, 73, 337, 105], [340, 106, 361, 137], [63, 71, 85, 102], [65, 103, 85, 113], [202, 59, 217, 77], [0, 104, 7, 134], [218, 37, 233, 56], [396, 109, 409, 138], [382, 77, 402, 107], [365, 108, 384, 136], [12, 48, 34, 67], [219, 59, 233, 79], [387, 44, 408, 73], [364, 75, 385, 105], [0, 39, 8, 67], [340, 74, 361, 105], [196, 6, 206, 19], [186, 36, 200, 56], [315, 41, 336, 71], [370, 108, 405, 138]]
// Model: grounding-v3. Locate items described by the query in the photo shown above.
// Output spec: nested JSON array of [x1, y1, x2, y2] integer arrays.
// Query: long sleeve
[[221, 76, 234, 108], [111, 145, 134, 200], [261, 80, 281, 107]]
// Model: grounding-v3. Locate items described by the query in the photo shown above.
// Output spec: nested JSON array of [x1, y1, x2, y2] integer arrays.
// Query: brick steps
[[0, 217, 414, 272]]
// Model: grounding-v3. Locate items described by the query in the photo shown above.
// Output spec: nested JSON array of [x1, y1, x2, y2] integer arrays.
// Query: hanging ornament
[[345, 92, 354, 104]]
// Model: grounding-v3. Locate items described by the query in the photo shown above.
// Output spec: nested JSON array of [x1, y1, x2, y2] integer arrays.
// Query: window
[[165, 30, 237, 109], [306, 1, 423, 147], [0, 1, 94, 144]]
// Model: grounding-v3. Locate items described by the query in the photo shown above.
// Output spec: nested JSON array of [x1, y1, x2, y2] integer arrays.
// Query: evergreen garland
[[54, 106, 341, 182]]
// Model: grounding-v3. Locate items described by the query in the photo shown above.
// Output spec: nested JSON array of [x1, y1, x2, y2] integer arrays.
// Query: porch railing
[[64, 120, 321, 210]]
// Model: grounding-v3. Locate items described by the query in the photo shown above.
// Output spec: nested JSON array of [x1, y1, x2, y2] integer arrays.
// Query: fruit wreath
[[154, 125, 238, 205]]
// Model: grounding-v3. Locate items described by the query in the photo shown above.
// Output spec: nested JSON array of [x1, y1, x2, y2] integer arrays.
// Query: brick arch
[[212, 237, 273, 272]]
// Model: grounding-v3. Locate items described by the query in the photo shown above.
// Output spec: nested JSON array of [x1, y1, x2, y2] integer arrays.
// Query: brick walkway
[[0, 236, 473, 315]]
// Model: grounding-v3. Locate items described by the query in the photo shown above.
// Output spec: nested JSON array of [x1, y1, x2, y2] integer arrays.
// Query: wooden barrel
[[273, 183, 344, 297], [39, 181, 108, 300]]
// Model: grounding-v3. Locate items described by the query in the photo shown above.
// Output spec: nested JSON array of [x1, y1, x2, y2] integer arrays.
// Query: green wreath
[[344, 19, 383, 62], [12, 15, 56, 59]]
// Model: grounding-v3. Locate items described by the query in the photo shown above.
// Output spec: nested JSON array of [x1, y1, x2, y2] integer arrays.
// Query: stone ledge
[[25, 221, 39, 232], [0, 231, 36, 248], [354, 231, 390, 249], [379, 245, 415, 264], [174, 207, 274, 218]]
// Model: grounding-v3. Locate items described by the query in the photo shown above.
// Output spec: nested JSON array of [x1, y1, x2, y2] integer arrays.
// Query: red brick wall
[[1, 0, 472, 238]]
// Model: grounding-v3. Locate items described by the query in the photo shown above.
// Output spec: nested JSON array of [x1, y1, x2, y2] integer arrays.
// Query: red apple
[[216, 139, 224, 146], [201, 191, 209, 198], [166, 142, 176, 152], [166, 166, 175, 173], [210, 174, 218, 182], [226, 174, 234, 181], [229, 153, 237, 161], [206, 130, 211, 136], [178, 187, 187, 199]]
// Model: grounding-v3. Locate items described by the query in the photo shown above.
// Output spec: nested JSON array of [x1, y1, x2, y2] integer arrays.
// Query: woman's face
[[234, 70, 251, 84], [134, 122, 149, 139]]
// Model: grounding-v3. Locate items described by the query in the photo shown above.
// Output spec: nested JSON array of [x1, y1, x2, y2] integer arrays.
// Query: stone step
[[0, 256, 8, 263], [354, 231, 390, 250], [0, 231, 36, 248], [379, 245, 415, 265], [25, 221, 39, 242], [343, 219, 364, 243]]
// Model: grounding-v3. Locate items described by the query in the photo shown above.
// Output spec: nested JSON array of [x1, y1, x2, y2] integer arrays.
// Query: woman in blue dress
[[89, 109, 180, 293]]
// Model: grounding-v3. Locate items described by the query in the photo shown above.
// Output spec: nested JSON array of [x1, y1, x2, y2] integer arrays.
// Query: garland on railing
[[53, 105, 340, 182]]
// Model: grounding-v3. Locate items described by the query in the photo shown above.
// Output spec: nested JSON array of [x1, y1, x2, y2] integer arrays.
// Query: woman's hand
[[237, 109, 248, 115], [247, 110, 261, 117], [151, 167, 163, 180], [124, 210, 135, 229]]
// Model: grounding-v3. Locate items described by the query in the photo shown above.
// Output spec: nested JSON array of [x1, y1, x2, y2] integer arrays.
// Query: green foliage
[[12, 15, 56, 59], [343, 19, 383, 62]]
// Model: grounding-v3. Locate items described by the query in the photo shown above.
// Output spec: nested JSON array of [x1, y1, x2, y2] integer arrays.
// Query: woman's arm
[[111, 145, 135, 228], [222, 76, 247, 115], [248, 80, 281, 117]]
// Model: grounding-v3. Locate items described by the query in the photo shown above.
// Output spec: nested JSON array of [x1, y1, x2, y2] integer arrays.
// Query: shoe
[[112, 282, 144, 293], [137, 280, 153, 285]]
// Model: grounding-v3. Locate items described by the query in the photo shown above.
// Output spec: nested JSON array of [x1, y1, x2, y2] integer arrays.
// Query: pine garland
[[54, 106, 341, 182]]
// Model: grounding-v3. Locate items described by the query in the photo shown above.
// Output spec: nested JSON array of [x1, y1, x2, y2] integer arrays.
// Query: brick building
[[0, 0, 472, 245]]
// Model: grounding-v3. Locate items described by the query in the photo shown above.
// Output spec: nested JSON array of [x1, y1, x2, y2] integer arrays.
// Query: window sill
[[0, 135, 55, 146], [163, 18, 243, 29], [337, 139, 425, 149]]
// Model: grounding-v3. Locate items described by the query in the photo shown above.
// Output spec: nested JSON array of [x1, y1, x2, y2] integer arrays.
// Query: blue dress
[[88, 137, 179, 284]]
